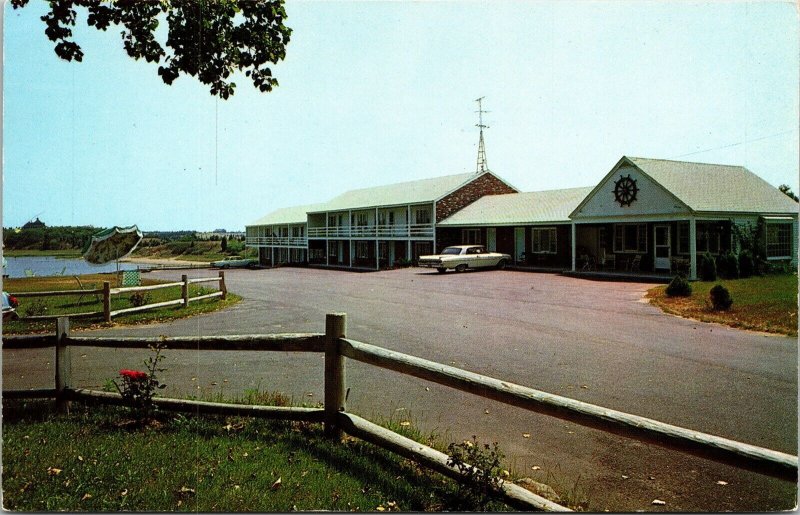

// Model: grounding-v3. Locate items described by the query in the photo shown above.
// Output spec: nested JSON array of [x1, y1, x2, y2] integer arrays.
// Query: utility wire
[[673, 129, 796, 159]]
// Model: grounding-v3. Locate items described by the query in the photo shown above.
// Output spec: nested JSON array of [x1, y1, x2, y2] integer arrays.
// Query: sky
[[3, 1, 798, 231]]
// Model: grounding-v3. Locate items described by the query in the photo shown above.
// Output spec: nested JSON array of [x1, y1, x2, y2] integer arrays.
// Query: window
[[532, 227, 557, 254], [356, 213, 368, 226], [328, 241, 338, 258], [378, 212, 387, 226], [613, 224, 647, 253], [356, 241, 370, 259], [677, 222, 722, 254], [328, 215, 337, 227], [766, 222, 793, 259], [415, 208, 431, 224], [389, 212, 395, 225], [462, 228, 481, 244]]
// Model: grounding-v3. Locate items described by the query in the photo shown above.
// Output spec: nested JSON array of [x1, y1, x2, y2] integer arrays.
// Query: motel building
[[246, 156, 798, 279]]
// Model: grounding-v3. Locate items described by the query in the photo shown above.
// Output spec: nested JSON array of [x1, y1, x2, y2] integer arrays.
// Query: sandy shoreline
[[121, 256, 206, 266]]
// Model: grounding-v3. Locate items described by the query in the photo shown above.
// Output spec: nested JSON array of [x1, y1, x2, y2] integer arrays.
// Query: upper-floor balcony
[[246, 236, 308, 247], [307, 224, 434, 239]]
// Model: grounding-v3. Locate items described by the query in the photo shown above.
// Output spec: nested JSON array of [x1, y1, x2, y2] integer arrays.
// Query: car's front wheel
[[455, 264, 468, 273], [437, 267, 447, 273]]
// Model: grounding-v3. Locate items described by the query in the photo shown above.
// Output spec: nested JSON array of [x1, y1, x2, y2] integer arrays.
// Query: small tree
[[221, 236, 228, 252], [700, 252, 717, 281], [738, 251, 755, 278], [709, 284, 733, 311], [717, 251, 739, 280], [665, 275, 692, 297]]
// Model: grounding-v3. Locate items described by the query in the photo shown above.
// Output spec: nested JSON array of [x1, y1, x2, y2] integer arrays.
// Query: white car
[[418, 245, 511, 273]]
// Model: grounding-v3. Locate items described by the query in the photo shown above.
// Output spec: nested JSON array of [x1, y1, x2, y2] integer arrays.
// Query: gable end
[[435, 173, 517, 223]]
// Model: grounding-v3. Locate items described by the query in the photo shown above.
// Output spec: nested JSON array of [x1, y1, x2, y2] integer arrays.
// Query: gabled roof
[[439, 187, 593, 226], [247, 203, 325, 227], [627, 157, 798, 213], [571, 156, 799, 217], [308, 172, 515, 213]]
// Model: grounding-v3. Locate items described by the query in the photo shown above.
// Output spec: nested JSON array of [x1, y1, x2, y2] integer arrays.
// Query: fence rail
[[3, 314, 797, 511], [10, 272, 226, 323]]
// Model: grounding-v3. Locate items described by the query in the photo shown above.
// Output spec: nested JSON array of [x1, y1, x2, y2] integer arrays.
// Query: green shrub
[[738, 251, 754, 278], [129, 292, 151, 307], [665, 275, 692, 297], [717, 251, 739, 279], [700, 252, 717, 281], [709, 284, 733, 311], [446, 436, 506, 511]]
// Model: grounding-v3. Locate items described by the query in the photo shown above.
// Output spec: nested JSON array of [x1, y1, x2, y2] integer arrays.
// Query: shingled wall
[[435, 172, 517, 223]]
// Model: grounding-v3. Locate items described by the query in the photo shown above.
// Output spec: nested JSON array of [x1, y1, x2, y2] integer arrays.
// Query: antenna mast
[[475, 97, 490, 173]]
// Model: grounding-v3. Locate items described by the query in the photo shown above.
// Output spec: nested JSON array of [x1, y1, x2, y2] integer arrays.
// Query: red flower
[[119, 369, 148, 381]]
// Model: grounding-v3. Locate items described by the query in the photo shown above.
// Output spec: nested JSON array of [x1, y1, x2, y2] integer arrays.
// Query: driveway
[[3, 267, 796, 511]]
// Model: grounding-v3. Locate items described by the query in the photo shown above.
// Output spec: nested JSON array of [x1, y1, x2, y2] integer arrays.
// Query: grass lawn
[[1, 399, 510, 512], [4, 249, 83, 258], [647, 273, 798, 336], [4, 274, 240, 335]]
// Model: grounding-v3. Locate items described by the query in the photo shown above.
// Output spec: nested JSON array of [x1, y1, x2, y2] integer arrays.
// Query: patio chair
[[74, 275, 100, 304], [599, 249, 616, 271], [580, 254, 595, 272]]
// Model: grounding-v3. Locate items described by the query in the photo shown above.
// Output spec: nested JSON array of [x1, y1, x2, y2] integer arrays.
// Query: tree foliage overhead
[[12, 0, 292, 99], [778, 184, 799, 202]]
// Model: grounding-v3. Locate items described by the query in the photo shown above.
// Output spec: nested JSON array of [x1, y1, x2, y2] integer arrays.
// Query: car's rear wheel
[[437, 267, 447, 273], [496, 259, 507, 270], [455, 264, 468, 273], [222, 264, 230, 269]]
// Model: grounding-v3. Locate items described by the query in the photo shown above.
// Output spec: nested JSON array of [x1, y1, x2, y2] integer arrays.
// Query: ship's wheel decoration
[[613, 174, 639, 207]]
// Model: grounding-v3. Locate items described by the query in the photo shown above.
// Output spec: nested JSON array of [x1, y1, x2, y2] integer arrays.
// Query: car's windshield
[[440, 247, 462, 255]]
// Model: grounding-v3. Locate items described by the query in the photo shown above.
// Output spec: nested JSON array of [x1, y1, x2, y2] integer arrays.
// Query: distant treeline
[[3, 226, 104, 252]]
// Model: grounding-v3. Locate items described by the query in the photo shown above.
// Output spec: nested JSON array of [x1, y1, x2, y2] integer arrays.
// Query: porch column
[[689, 217, 697, 280], [376, 207, 380, 270], [570, 223, 577, 272]]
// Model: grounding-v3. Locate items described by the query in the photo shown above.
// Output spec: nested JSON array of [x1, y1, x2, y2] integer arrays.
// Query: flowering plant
[[113, 343, 167, 419]]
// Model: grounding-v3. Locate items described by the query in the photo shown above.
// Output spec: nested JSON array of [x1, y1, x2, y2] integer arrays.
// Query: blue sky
[[3, 1, 798, 231]]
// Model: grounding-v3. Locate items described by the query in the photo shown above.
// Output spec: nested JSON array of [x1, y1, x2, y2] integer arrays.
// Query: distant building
[[22, 217, 45, 229], [195, 230, 245, 240]]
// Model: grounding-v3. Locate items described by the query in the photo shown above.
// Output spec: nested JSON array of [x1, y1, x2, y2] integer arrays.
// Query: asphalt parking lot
[[3, 266, 797, 511]]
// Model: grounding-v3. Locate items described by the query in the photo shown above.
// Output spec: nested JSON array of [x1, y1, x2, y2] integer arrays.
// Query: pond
[[3, 256, 140, 278]]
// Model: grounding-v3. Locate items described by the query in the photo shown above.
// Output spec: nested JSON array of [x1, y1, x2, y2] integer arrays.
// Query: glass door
[[654, 225, 671, 270]]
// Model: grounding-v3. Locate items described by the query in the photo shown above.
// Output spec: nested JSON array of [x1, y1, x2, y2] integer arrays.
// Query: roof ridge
[[337, 171, 475, 195], [628, 156, 747, 170]]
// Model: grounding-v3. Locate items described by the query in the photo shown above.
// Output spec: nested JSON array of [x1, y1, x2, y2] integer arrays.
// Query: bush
[[665, 275, 692, 297], [717, 252, 739, 279], [129, 292, 151, 307], [700, 252, 717, 281], [709, 284, 733, 311], [446, 436, 506, 511], [738, 251, 754, 278]]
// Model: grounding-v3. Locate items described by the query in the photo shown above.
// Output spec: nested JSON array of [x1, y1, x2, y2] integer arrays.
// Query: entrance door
[[487, 228, 497, 252], [654, 225, 671, 270], [514, 227, 525, 264]]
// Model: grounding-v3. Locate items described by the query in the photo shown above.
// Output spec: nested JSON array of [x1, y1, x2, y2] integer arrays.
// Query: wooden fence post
[[219, 271, 227, 300], [55, 317, 71, 414], [102, 281, 111, 323], [324, 313, 347, 439], [181, 274, 189, 307]]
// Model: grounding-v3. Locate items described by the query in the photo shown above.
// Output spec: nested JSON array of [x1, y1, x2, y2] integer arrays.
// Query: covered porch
[[570, 218, 733, 280]]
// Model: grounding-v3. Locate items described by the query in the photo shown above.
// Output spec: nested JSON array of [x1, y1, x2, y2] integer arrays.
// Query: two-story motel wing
[[246, 171, 517, 269]]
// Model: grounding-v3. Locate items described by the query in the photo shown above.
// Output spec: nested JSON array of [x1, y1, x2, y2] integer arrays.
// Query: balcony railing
[[246, 236, 308, 247], [306, 224, 434, 239]]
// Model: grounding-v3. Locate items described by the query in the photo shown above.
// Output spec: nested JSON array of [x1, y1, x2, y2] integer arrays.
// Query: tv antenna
[[475, 97, 490, 173]]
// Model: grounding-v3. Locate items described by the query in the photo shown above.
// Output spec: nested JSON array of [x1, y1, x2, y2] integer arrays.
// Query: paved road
[[4, 267, 797, 511]]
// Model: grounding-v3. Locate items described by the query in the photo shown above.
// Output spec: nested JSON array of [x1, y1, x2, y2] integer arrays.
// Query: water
[[3, 256, 140, 278]]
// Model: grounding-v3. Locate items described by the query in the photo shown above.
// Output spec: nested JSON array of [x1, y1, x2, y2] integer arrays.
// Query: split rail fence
[[10, 272, 226, 323], [3, 313, 797, 511]]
